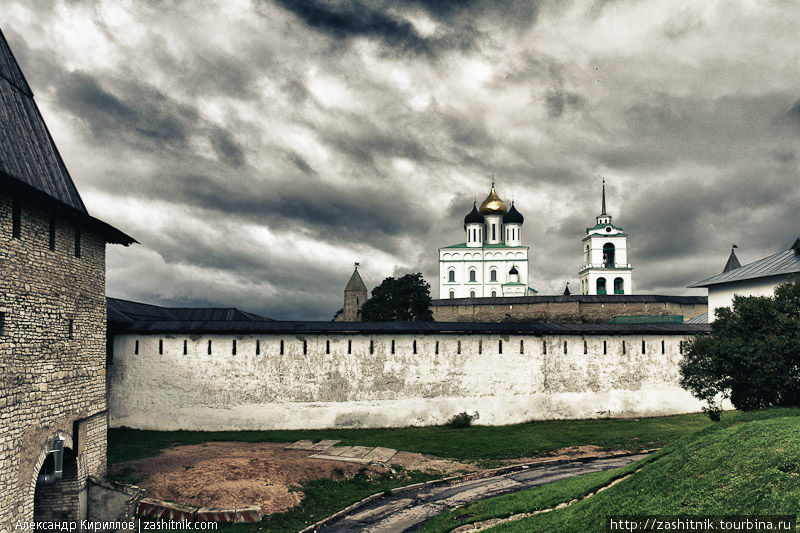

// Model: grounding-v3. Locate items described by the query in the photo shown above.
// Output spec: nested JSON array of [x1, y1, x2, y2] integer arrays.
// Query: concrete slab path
[[313, 454, 646, 533]]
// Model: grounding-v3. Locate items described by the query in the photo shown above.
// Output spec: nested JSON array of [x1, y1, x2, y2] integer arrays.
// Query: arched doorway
[[33, 442, 81, 525]]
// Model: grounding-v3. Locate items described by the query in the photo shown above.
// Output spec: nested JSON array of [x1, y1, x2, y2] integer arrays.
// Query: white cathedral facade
[[440, 181, 634, 299], [439, 184, 535, 299]]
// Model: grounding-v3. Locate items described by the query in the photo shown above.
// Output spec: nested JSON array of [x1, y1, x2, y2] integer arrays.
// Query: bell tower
[[579, 180, 633, 295]]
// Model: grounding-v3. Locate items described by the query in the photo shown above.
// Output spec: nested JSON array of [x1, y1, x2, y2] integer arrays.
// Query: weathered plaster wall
[[706, 275, 786, 321], [0, 192, 108, 532], [430, 299, 707, 323], [109, 331, 703, 431]]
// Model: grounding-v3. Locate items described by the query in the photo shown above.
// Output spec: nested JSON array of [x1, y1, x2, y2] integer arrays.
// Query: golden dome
[[478, 183, 508, 215]]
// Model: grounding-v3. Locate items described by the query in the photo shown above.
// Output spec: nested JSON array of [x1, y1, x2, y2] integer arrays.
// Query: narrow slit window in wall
[[326, 340, 330, 354], [542, 340, 547, 354], [413, 340, 417, 354], [642, 340, 646, 354], [68, 319, 74, 339], [498, 339, 502, 354], [435, 341, 439, 354], [457, 340, 461, 354], [603, 340, 607, 354], [48, 214, 56, 250], [280, 339, 285, 355], [134, 340, 139, 355], [563, 341, 567, 354], [158, 339, 163, 355], [478, 340, 482, 354], [12, 197, 21, 239], [520, 340, 524, 354], [584, 340, 588, 354], [622, 341, 626, 355], [256, 340, 260, 355], [369, 340, 374, 354], [391, 339, 395, 354], [679, 341, 683, 354], [208, 339, 212, 355], [74, 225, 81, 258], [232, 339, 237, 355], [661, 340, 665, 354], [303, 340, 307, 355], [183, 339, 188, 355], [0, 312, 5, 336], [348, 339, 352, 354]]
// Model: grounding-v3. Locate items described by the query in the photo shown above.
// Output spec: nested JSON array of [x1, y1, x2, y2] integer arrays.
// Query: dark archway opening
[[596, 277, 607, 295], [614, 277, 624, 294], [34, 447, 80, 525], [603, 243, 615, 267]]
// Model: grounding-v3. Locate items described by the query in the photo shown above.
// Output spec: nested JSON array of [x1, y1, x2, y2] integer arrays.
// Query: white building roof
[[690, 239, 800, 288]]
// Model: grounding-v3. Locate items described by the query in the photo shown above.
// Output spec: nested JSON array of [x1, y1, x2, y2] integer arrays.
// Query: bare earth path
[[314, 454, 647, 533]]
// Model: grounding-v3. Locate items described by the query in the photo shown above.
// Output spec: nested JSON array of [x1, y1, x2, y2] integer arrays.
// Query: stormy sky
[[2, 1, 799, 320]]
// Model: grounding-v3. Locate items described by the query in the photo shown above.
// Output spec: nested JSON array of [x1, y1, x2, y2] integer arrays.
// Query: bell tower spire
[[601, 178, 607, 216]]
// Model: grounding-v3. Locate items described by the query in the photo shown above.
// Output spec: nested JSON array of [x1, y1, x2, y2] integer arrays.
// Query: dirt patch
[[111, 442, 476, 514], [499, 445, 635, 465]]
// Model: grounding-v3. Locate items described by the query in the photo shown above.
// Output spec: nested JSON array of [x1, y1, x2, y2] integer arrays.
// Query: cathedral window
[[492, 224, 496, 240], [491, 291, 496, 297], [490, 269, 497, 282], [470, 290, 475, 298], [449, 270, 455, 282], [469, 270, 476, 282], [449, 291, 454, 299]]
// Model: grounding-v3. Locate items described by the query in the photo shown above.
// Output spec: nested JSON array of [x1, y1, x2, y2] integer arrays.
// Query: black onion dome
[[509, 266, 519, 275], [464, 202, 485, 226], [503, 202, 524, 224]]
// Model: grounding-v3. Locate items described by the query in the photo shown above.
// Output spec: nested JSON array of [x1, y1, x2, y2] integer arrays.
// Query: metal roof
[[118, 319, 710, 335], [690, 244, 800, 288], [685, 312, 708, 324], [107, 297, 272, 325], [431, 294, 707, 306], [0, 28, 86, 213]]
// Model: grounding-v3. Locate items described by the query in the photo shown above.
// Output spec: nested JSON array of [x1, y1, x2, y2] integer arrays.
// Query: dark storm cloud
[[543, 88, 585, 118], [270, 0, 441, 55]]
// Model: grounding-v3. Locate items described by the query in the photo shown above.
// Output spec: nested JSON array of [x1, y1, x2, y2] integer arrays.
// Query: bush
[[680, 280, 800, 411], [448, 412, 477, 429]]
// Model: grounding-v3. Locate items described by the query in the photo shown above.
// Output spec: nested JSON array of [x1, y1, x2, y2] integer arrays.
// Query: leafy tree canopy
[[360, 272, 433, 322], [680, 280, 800, 412]]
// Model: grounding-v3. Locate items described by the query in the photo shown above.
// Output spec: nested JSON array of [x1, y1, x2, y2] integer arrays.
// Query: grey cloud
[[544, 89, 585, 118]]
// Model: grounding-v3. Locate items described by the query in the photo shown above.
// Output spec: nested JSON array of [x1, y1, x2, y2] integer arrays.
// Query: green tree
[[680, 280, 800, 413], [360, 273, 434, 321]]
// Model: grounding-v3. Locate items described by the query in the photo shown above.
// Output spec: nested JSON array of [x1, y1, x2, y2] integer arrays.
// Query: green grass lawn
[[108, 409, 782, 465], [419, 408, 800, 532]]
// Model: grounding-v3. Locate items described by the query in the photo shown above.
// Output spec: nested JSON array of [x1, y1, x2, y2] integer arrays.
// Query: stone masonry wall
[[109, 330, 705, 431], [0, 191, 108, 532], [430, 299, 707, 323]]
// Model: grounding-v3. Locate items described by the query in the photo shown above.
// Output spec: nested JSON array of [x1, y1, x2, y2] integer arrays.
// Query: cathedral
[[438, 183, 535, 299], [439, 181, 634, 299]]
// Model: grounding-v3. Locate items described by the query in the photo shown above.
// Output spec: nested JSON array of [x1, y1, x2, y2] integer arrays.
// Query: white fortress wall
[[108, 331, 705, 430]]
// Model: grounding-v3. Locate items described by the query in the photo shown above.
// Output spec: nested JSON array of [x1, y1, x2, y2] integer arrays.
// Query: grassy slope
[[466, 411, 800, 532], [110, 411, 717, 465]]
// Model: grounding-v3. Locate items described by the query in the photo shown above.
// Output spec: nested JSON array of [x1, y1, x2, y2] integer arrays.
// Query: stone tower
[[343, 263, 368, 321]]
